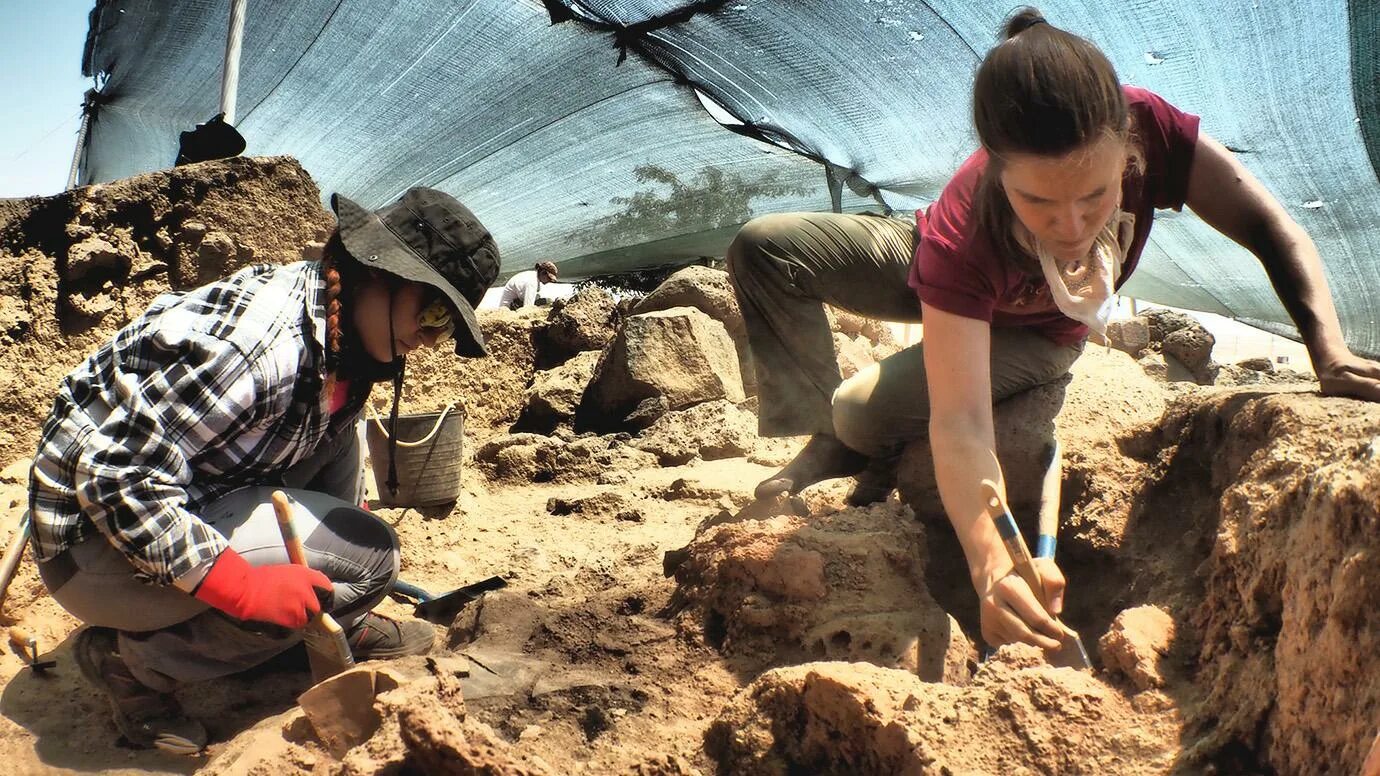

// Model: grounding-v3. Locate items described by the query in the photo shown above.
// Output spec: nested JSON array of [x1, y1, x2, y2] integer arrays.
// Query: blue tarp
[[78, 0, 1380, 354]]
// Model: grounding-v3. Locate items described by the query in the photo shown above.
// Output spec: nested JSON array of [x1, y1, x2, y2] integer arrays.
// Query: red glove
[[193, 548, 333, 628]]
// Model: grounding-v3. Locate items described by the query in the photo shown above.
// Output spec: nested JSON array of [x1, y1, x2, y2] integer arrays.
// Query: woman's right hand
[[193, 548, 334, 628], [974, 563, 1065, 651]]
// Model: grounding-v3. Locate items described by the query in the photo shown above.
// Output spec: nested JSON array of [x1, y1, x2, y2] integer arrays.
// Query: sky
[[0, 1, 93, 198]]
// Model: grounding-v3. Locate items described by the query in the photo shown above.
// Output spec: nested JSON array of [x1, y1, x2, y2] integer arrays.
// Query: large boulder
[[578, 307, 744, 432], [633, 265, 744, 341], [1162, 325, 1216, 383], [633, 265, 754, 396], [1139, 308, 1197, 342]]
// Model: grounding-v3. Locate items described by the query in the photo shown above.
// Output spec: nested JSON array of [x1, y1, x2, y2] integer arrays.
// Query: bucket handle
[[366, 402, 458, 449]]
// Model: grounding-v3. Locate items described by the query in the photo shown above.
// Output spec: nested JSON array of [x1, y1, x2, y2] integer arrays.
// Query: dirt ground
[[1, 158, 1378, 775]]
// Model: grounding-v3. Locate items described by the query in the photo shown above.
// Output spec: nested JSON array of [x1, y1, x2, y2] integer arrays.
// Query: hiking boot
[[846, 455, 899, 506], [754, 433, 868, 500], [72, 627, 208, 755], [347, 612, 435, 660]]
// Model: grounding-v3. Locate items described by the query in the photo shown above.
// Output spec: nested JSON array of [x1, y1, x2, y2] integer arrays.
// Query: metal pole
[[219, 0, 248, 125], [65, 97, 93, 190]]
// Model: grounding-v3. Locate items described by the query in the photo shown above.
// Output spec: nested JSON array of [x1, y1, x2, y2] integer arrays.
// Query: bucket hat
[[331, 187, 499, 357]]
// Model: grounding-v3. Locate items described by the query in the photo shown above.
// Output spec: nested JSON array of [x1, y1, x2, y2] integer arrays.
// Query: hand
[[1031, 556, 1067, 616], [1316, 352, 1380, 402], [975, 563, 1065, 651], [194, 548, 334, 628]]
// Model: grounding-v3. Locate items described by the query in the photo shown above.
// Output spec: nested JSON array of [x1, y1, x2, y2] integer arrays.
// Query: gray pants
[[38, 424, 398, 692], [726, 212, 1084, 455]]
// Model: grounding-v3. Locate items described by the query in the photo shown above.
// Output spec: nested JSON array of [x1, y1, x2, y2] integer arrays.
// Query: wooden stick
[[271, 491, 354, 682]]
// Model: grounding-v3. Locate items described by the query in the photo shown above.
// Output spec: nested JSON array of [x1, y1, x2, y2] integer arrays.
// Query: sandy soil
[[1, 158, 1377, 775]]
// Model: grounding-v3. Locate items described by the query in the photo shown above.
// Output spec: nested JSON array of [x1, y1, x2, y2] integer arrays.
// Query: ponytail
[[971, 7, 1134, 274]]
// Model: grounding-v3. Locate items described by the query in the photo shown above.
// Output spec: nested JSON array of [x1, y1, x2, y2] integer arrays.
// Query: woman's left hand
[[1316, 352, 1380, 402]]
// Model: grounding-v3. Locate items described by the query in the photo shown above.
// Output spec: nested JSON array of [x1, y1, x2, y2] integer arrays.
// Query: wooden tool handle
[[1036, 438, 1062, 560], [8, 626, 37, 666], [8, 626, 33, 653], [979, 479, 1050, 613], [0, 516, 31, 610], [271, 491, 308, 568]]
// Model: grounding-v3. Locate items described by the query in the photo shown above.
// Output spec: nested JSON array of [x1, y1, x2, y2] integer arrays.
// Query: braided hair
[[317, 233, 398, 403], [317, 232, 408, 495]]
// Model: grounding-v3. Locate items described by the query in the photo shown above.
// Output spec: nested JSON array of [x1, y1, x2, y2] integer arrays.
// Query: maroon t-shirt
[[908, 86, 1201, 344]]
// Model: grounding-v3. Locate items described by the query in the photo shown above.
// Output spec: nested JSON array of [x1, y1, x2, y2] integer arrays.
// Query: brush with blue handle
[[980, 464, 1090, 670]]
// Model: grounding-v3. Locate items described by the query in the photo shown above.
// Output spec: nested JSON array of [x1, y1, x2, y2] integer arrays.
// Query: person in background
[[28, 187, 499, 752], [728, 7, 1380, 654], [499, 260, 559, 309]]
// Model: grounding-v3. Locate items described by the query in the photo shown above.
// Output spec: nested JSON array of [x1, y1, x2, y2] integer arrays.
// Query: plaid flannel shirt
[[29, 261, 362, 587]]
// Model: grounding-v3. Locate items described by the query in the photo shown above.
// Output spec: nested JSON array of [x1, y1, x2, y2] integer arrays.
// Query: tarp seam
[[235, 0, 348, 127]]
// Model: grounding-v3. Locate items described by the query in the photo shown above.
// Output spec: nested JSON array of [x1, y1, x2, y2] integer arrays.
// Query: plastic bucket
[[365, 403, 464, 507]]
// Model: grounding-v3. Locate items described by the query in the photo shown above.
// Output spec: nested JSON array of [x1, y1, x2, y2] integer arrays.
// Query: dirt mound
[[203, 664, 557, 775], [1143, 391, 1380, 774], [0, 156, 331, 463], [706, 650, 1178, 775], [670, 500, 973, 682]]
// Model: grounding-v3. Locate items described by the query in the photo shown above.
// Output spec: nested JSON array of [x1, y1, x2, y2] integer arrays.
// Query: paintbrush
[[979, 478, 1092, 670], [271, 490, 354, 682]]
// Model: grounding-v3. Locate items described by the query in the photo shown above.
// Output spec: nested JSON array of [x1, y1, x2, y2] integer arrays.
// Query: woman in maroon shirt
[[728, 7, 1380, 651]]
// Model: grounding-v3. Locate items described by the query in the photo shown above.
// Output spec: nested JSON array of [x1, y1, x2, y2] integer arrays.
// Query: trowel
[[390, 576, 507, 624], [979, 475, 1092, 670]]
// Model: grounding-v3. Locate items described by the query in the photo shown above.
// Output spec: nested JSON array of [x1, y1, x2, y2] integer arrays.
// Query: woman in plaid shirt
[[28, 187, 499, 752]]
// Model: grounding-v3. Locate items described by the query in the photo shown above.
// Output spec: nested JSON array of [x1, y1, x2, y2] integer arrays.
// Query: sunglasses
[[418, 296, 456, 344]]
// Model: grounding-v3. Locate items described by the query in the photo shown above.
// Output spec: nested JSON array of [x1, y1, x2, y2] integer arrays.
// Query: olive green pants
[[726, 212, 1084, 456]]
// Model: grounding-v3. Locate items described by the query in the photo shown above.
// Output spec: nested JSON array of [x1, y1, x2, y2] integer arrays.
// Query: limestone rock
[[631, 399, 757, 465], [515, 350, 602, 433], [828, 308, 895, 348], [1236, 357, 1274, 373], [832, 332, 875, 380], [1107, 318, 1152, 358], [579, 307, 744, 431], [66, 236, 131, 282], [1099, 605, 1175, 691], [1140, 308, 1196, 341], [537, 286, 618, 368], [473, 432, 657, 484], [634, 265, 753, 396], [634, 265, 743, 340], [1162, 325, 1215, 379]]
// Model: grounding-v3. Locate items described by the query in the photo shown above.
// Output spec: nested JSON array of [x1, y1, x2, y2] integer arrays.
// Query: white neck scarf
[[1020, 210, 1136, 337]]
